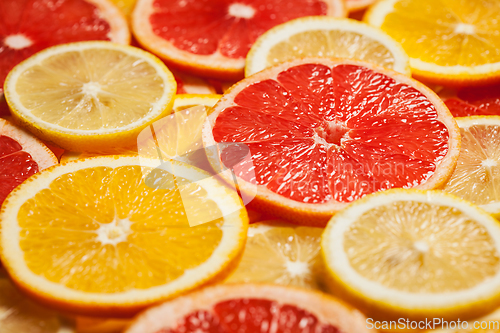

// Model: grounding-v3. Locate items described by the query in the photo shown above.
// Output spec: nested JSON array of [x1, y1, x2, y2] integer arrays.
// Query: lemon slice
[[322, 189, 500, 321], [4, 41, 176, 153], [225, 220, 323, 289], [0, 156, 248, 317], [245, 16, 410, 76], [443, 116, 500, 218]]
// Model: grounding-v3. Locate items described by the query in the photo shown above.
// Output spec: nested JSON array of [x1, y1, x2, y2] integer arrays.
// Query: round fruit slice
[[0, 118, 57, 207], [171, 69, 218, 94], [225, 220, 324, 289], [322, 188, 500, 321], [0, 0, 129, 96], [203, 58, 460, 226], [125, 284, 369, 333], [0, 156, 248, 317], [365, 0, 500, 86], [4, 41, 176, 153], [443, 116, 500, 218], [132, 0, 346, 81], [0, 269, 75, 333], [246, 16, 410, 76], [444, 83, 500, 117]]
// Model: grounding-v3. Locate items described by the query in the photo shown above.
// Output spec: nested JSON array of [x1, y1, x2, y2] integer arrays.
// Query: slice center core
[[284, 260, 310, 277], [96, 218, 132, 245], [4, 34, 33, 50], [315, 121, 349, 146], [228, 3, 256, 19], [454, 23, 476, 35], [482, 158, 498, 167], [82, 82, 102, 96]]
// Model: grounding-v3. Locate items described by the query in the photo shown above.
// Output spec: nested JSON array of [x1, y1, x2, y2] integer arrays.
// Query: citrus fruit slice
[[4, 41, 176, 153], [0, 0, 129, 96], [225, 220, 324, 290], [203, 58, 460, 226], [246, 16, 410, 76], [442, 116, 500, 218], [322, 188, 500, 321], [0, 269, 75, 333], [0, 156, 248, 317], [171, 69, 217, 94], [0, 118, 57, 207], [125, 284, 369, 333], [445, 83, 500, 117], [346, 0, 376, 12], [365, 0, 500, 86], [110, 0, 137, 18], [132, 0, 346, 81]]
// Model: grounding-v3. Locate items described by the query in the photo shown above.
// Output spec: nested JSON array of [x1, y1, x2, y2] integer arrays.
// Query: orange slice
[[125, 284, 369, 333], [0, 118, 57, 206], [365, 0, 500, 86], [132, 0, 346, 81], [0, 0, 130, 96], [203, 58, 460, 226]]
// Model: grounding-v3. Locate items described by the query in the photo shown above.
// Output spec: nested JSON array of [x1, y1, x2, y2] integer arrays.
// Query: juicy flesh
[[15, 49, 166, 130], [0, 135, 38, 206], [267, 30, 396, 71], [444, 124, 500, 207], [0, 0, 112, 94], [344, 201, 500, 293], [380, 0, 500, 66], [157, 298, 339, 333], [213, 64, 449, 203], [150, 0, 328, 58], [225, 224, 323, 289], [18, 166, 224, 293], [445, 83, 500, 117]]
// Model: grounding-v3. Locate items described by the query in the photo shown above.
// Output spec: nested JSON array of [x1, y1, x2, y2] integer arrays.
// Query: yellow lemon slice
[[4, 41, 176, 153], [0, 156, 248, 317], [322, 188, 500, 321]]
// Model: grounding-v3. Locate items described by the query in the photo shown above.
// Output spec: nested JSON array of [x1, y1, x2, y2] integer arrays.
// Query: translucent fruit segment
[[0, 0, 112, 93], [212, 63, 449, 203], [149, 0, 328, 58], [0, 135, 38, 205], [159, 298, 339, 333]]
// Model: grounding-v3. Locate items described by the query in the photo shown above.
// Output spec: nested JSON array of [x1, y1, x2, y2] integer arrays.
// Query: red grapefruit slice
[[125, 284, 369, 333], [0, 0, 130, 95], [444, 83, 500, 117], [203, 58, 460, 226], [132, 0, 346, 81], [0, 118, 57, 206]]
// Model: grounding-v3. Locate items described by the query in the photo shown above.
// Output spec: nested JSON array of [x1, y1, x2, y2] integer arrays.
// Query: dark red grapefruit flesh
[[149, 0, 328, 59], [0, 0, 113, 94], [444, 83, 500, 117], [155, 298, 340, 333], [212, 64, 449, 203], [0, 135, 38, 206]]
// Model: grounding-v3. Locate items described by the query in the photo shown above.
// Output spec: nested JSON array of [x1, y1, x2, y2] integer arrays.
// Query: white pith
[[4, 34, 33, 50]]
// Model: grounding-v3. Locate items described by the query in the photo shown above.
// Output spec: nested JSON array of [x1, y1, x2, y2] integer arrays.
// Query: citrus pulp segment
[[4, 41, 176, 153], [443, 116, 500, 218], [132, 0, 346, 80], [203, 58, 460, 226], [322, 189, 500, 321], [225, 220, 324, 289], [0, 0, 130, 95], [365, 0, 500, 86], [246, 16, 410, 76], [125, 284, 370, 333], [0, 156, 248, 317], [444, 83, 500, 117], [0, 118, 58, 206]]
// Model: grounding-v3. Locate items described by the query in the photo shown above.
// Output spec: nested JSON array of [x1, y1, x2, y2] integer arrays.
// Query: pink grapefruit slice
[[444, 83, 500, 117], [125, 284, 369, 333], [203, 58, 460, 226], [132, 0, 346, 81], [0, 0, 130, 95], [0, 118, 57, 207]]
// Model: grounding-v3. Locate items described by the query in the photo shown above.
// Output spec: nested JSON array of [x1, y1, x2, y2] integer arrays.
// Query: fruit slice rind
[[245, 16, 411, 76], [5, 41, 175, 136], [86, 0, 131, 44], [203, 57, 461, 226], [0, 156, 247, 315], [321, 188, 500, 320]]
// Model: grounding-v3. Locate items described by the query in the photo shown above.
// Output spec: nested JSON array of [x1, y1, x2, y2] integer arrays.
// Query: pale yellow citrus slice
[[322, 188, 500, 321], [4, 41, 176, 153], [443, 116, 500, 218], [0, 156, 248, 317], [365, 0, 500, 86], [246, 16, 410, 76], [225, 220, 324, 290]]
